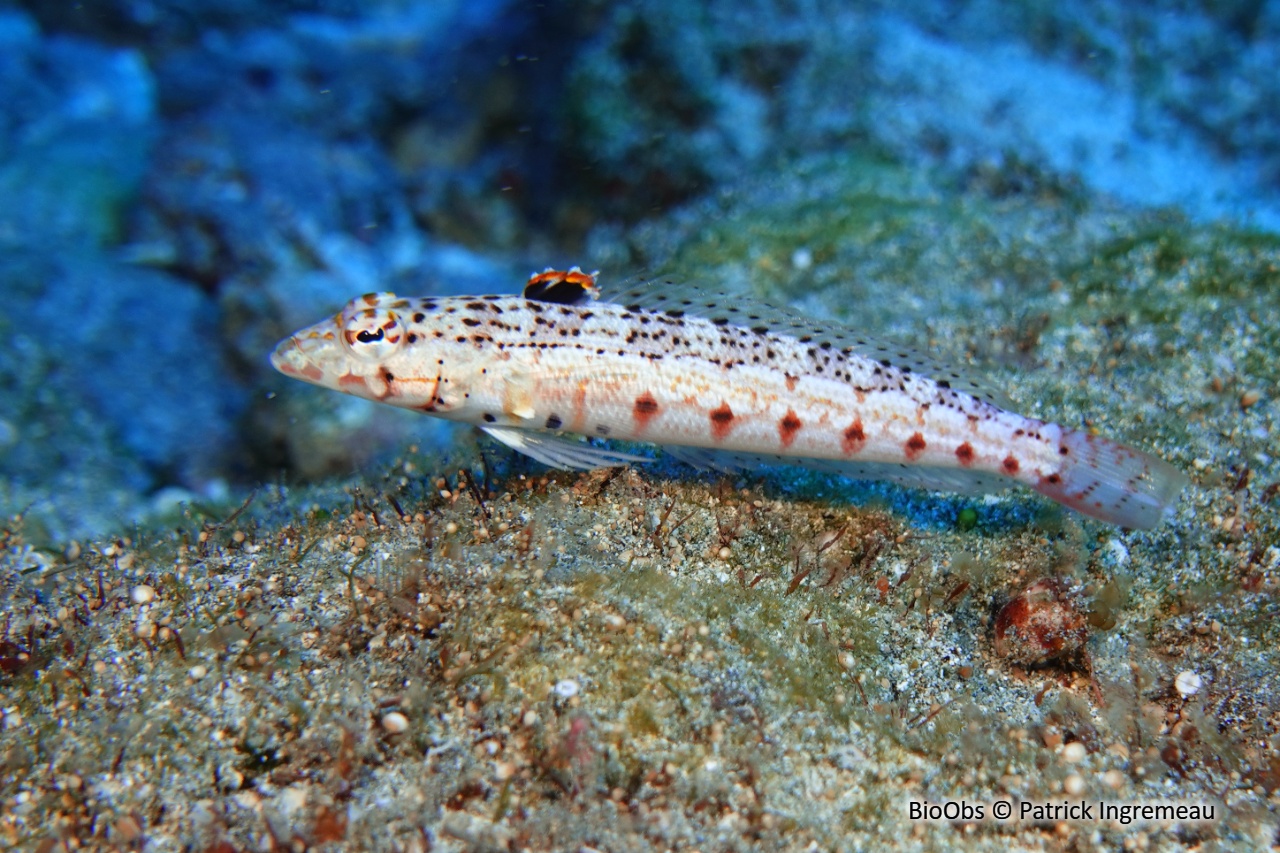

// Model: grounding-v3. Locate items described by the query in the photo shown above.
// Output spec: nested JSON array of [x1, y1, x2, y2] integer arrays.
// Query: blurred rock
[[0, 9, 245, 539], [2, 248, 241, 476], [558, 1, 1280, 228], [0, 9, 155, 246], [0, 247, 243, 538], [994, 578, 1089, 665], [138, 111, 422, 288]]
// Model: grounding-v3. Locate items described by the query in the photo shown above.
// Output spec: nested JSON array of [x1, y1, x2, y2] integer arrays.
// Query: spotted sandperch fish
[[271, 269, 1187, 528]]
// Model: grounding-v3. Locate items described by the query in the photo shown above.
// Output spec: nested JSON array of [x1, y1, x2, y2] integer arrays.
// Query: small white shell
[[1174, 670, 1203, 698], [381, 711, 409, 734]]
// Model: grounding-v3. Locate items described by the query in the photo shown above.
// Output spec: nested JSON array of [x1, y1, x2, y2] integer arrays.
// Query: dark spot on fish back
[[842, 419, 866, 455], [778, 410, 802, 448], [709, 403, 735, 441]]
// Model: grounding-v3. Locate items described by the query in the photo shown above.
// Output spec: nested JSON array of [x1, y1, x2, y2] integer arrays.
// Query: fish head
[[270, 292, 482, 414]]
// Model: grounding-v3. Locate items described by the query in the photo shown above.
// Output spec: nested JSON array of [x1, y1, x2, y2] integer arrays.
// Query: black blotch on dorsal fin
[[524, 279, 590, 305], [523, 269, 598, 306]]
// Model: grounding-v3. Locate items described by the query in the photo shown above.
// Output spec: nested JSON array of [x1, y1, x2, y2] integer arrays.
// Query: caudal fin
[[1033, 429, 1188, 529]]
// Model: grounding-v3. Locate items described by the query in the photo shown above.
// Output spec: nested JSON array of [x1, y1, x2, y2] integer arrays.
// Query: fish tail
[[1032, 429, 1188, 529]]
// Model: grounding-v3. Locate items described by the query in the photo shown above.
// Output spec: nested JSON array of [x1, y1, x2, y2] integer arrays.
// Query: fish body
[[271, 271, 1187, 528]]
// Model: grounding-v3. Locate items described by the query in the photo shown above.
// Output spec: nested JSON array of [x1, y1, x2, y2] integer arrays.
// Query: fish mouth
[[270, 333, 329, 383], [269, 336, 294, 372]]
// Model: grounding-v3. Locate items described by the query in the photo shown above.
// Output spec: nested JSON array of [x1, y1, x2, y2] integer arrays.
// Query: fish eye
[[342, 307, 403, 361]]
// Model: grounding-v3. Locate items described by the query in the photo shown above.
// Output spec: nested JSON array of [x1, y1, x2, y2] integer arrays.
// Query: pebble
[[994, 578, 1087, 664], [115, 817, 142, 842], [279, 786, 308, 813], [553, 679, 580, 699], [1174, 670, 1202, 698], [381, 712, 409, 734], [189, 665, 208, 680], [131, 584, 156, 604], [1063, 773, 1085, 796], [1062, 742, 1087, 763]]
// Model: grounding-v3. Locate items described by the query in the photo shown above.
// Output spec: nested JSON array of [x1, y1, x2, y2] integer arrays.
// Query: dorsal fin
[[523, 267, 600, 306], [598, 273, 1015, 410]]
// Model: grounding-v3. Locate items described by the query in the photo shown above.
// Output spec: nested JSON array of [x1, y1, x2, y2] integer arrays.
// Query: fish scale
[[271, 270, 1188, 528]]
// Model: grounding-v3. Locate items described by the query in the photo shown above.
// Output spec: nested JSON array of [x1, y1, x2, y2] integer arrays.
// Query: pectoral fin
[[482, 427, 651, 471]]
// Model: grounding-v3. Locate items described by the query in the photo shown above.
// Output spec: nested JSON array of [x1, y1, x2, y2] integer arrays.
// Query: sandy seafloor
[[3, 151, 1280, 852]]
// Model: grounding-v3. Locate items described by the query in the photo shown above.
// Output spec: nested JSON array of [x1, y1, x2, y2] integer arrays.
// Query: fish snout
[[270, 333, 328, 383], [269, 336, 295, 369]]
